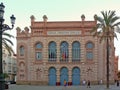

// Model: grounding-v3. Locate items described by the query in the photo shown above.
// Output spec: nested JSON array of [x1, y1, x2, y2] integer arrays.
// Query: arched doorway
[[49, 67, 56, 85], [72, 67, 80, 85], [60, 67, 68, 85]]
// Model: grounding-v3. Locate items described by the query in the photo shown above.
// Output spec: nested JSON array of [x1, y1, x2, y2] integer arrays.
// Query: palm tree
[[91, 10, 120, 88], [2, 32, 14, 55]]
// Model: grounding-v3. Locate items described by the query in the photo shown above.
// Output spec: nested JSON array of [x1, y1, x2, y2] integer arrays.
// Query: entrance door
[[60, 67, 68, 85], [72, 67, 80, 85], [49, 67, 56, 85]]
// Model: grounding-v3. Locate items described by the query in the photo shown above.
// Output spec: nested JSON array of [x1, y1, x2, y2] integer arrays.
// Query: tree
[[3, 73, 9, 79], [2, 32, 14, 55], [91, 10, 120, 88]]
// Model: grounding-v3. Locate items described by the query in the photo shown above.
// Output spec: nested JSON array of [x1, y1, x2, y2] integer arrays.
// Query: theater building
[[16, 15, 115, 85]]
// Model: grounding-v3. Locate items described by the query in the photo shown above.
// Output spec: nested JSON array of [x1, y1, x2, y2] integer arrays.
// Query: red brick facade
[[16, 15, 115, 85]]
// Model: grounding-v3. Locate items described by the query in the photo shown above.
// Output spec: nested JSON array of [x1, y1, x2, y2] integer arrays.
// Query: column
[[68, 69, 72, 85], [57, 42, 60, 63], [69, 42, 72, 62], [56, 68, 60, 85], [81, 37, 85, 62]]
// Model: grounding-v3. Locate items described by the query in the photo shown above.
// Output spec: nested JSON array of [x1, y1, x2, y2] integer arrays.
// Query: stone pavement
[[8, 84, 120, 90]]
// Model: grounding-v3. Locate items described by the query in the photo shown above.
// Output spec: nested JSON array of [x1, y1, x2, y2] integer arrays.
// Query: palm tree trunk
[[106, 36, 109, 88]]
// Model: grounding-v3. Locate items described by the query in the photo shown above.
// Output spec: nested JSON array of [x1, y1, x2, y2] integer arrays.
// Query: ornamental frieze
[[47, 30, 81, 35]]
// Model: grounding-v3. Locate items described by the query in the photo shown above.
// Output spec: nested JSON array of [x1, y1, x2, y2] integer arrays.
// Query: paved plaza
[[8, 84, 120, 90]]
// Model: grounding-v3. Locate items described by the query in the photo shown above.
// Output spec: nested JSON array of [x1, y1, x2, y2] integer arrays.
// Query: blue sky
[[1, 0, 120, 69]]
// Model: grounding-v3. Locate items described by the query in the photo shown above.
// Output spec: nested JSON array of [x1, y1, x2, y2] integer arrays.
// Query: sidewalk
[[9, 84, 120, 90]]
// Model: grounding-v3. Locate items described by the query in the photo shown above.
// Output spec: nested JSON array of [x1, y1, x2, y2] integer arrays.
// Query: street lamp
[[0, 2, 16, 90]]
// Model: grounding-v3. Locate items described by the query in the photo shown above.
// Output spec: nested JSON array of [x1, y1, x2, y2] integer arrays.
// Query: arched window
[[36, 43, 42, 49], [35, 43, 43, 60], [86, 42, 94, 49], [48, 41, 57, 61], [72, 41, 80, 61], [60, 41, 69, 62], [19, 46, 24, 56], [86, 42, 94, 60]]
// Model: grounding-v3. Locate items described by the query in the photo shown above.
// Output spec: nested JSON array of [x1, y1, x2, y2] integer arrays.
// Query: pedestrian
[[100, 79, 103, 85], [98, 80, 99, 85], [116, 80, 119, 87], [82, 79, 86, 86], [64, 79, 67, 87], [87, 80, 91, 88]]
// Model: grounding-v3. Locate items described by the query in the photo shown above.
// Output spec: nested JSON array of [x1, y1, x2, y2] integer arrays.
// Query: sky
[[1, 0, 120, 69]]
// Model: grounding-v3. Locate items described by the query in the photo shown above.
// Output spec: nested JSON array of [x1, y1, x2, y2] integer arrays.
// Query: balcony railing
[[48, 58, 81, 62], [72, 59, 80, 62], [48, 58, 57, 62]]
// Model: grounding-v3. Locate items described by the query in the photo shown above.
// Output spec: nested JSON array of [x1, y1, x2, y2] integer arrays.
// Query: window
[[86, 41, 94, 60], [35, 42, 43, 60], [20, 46, 24, 56], [86, 52, 93, 60], [48, 41, 57, 61], [60, 41, 69, 62], [86, 42, 94, 49], [72, 41, 80, 61], [36, 52, 42, 60], [36, 43, 42, 49]]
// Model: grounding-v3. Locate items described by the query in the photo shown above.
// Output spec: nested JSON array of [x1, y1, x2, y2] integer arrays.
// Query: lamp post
[[0, 2, 16, 90]]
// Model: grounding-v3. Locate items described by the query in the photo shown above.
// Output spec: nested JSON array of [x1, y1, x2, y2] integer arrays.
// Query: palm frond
[[2, 37, 14, 46], [111, 17, 120, 25], [113, 22, 120, 27], [96, 16, 104, 24], [2, 32, 15, 55], [3, 42, 14, 56], [108, 11, 115, 20], [91, 10, 120, 43], [114, 32, 118, 40], [3, 32, 14, 38]]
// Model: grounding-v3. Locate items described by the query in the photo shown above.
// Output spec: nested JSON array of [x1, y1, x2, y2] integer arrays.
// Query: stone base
[[16, 80, 115, 85], [16, 81, 48, 85]]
